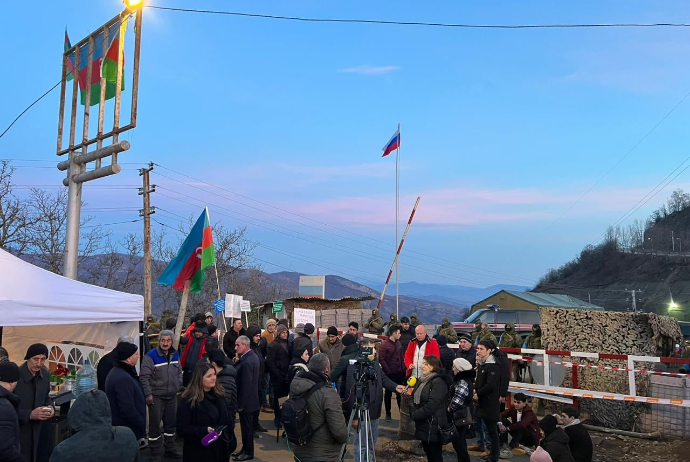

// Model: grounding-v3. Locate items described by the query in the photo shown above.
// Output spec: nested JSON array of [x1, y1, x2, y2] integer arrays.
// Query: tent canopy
[[0, 248, 143, 327]]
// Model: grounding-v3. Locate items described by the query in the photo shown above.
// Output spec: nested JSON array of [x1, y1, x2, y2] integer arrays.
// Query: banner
[[225, 294, 242, 319]]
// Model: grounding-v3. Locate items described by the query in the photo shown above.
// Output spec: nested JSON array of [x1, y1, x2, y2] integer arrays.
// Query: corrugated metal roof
[[504, 290, 604, 310]]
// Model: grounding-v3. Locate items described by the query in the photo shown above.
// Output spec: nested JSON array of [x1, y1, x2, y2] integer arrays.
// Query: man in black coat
[[399, 317, 415, 351], [474, 340, 502, 462], [105, 342, 147, 445], [0, 361, 23, 462], [266, 325, 291, 427], [558, 406, 593, 462], [15, 343, 53, 462], [223, 318, 246, 359], [97, 336, 135, 391], [233, 335, 260, 461], [329, 334, 359, 400], [455, 334, 477, 370], [292, 323, 315, 361], [246, 325, 269, 434]]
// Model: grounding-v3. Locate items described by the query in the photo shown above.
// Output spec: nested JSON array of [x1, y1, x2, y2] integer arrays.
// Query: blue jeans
[[354, 417, 379, 462]]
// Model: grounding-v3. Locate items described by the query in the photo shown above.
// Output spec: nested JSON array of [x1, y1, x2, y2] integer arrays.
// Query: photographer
[[343, 339, 405, 462]]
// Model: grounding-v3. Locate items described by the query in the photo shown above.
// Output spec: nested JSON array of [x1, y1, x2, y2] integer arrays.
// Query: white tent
[[0, 248, 144, 368]]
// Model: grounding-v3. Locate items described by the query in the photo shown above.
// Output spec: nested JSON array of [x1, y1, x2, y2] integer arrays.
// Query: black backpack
[[280, 382, 327, 446]]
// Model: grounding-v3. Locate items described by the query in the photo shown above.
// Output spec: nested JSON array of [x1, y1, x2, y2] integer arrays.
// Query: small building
[[471, 290, 604, 313], [255, 296, 375, 330]]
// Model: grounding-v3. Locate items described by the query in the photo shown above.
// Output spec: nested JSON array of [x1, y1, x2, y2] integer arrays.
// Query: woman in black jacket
[[177, 363, 231, 462], [266, 325, 291, 425], [207, 349, 238, 452], [410, 355, 452, 462], [474, 340, 501, 462], [287, 347, 310, 386]]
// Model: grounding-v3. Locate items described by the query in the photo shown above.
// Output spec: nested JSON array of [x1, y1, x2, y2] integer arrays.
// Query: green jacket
[[365, 315, 384, 334]]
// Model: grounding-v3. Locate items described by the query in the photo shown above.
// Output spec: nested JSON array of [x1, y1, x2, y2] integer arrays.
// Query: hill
[[367, 281, 530, 307], [534, 190, 690, 319]]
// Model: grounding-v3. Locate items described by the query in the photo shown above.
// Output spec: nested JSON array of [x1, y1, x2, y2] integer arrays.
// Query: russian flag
[[382, 128, 401, 157]]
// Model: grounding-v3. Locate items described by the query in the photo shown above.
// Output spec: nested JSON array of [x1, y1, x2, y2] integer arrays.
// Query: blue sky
[[2, 0, 690, 290]]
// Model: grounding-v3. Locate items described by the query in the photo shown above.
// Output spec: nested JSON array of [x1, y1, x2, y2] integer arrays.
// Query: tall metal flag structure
[[382, 125, 401, 319]]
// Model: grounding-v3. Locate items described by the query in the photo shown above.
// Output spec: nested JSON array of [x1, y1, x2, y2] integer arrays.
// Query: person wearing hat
[[260, 319, 278, 412], [329, 334, 360, 401], [291, 323, 314, 362], [538, 415, 575, 462], [266, 324, 291, 426], [399, 317, 415, 351], [105, 341, 147, 447], [449, 357, 475, 462], [317, 326, 344, 370], [205, 312, 214, 326], [261, 319, 278, 346], [455, 333, 477, 370], [15, 343, 53, 462], [180, 320, 210, 386], [0, 361, 23, 462], [97, 336, 137, 391]]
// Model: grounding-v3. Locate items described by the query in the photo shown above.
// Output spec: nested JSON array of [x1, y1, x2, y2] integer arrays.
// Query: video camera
[[349, 340, 379, 382]]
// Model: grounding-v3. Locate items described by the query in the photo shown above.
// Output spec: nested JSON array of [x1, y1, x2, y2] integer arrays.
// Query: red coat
[[404, 337, 440, 377], [500, 405, 541, 447]]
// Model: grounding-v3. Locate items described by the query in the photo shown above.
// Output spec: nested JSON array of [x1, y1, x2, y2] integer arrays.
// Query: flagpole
[[396, 123, 400, 321], [206, 206, 228, 338]]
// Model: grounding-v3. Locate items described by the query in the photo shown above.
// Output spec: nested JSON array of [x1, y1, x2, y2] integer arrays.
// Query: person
[[470, 323, 483, 344], [262, 319, 278, 345], [410, 313, 421, 328], [145, 315, 161, 353], [245, 325, 269, 433], [0, 346, 9, 362], [289, 353, 349, 462], [48, 390, 139, 462], [399, 317, 415, 351], [15, 343, 53, 462], [140, 330, 183, 462], [266, 324, 291, 427], [498, 393, 540, 457], [165, 317, 178, 332], [437, 318, 459, 344], [223, 318, 246, 359], [177, 363, 231, 462], [208, 349, 238, 454], [499, 324, 522, 381], [348, 321, 360, 338], [260, 319, 278, 412], [557, 406, 593, 462], [436, 335, 455, 376], [205, 311, 214, 326], [385, 313, 400, 336], [233, 335, 260, 461], [342, 339, 404, 462], [329, 333, 359, 397], [183, 313, 205, 339], [105, 341, 147, 446], [478, 323, 497, 345], [317, 326, 344, 370], [287, 347, 310, 385], [455, 333, 477, 369], [0, 361, 23, 462], [474, 340, 501, 462], [525, 325, 543, 349], [538, 415, 575, 462], [404, 325, 440, 378], [448, 358, 475, 462], [97, 336, 136, 391], [378, 325, 406, 422], [180, 321, 210, 386], [363, 309, 384, 335], [409, 355, 452, 462], [203, 337, 220, 361], [292, 323, 315, 361]]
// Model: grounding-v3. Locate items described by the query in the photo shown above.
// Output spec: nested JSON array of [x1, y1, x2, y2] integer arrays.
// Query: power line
[[82, 218, 142, 228], [146, 5, 690, 29]]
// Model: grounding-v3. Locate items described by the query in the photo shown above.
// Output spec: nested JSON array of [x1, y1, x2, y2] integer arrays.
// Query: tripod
[[347, 375, 377, 462]]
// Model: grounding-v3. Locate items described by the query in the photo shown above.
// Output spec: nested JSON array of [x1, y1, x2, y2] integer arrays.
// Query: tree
[[0, 161, 34, 254], [667, 188, 690, 214]]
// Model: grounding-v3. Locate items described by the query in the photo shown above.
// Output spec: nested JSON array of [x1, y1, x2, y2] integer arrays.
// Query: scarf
[[413, 372, 438, 405]]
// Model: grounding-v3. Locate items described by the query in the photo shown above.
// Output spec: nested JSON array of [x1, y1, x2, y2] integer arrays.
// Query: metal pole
[[174, 280, 192, 349], [631, 290, 637, 313], [395, 123, 400, 321], [140, 164, 154, 319], [377, 197, 421, 310]]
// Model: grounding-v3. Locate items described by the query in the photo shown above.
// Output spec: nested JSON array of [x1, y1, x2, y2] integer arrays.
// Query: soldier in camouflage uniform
[[470, 322, 483, 344], [499, 322, 523, 380], [364, 309, 385, 335], [437, 318, 458, 344], [410, 313, 421, 328], [144, 315, 161, 352], [525, 324, 542, 349], [478, 322, 497, 345], [385, 313, 401, 336]]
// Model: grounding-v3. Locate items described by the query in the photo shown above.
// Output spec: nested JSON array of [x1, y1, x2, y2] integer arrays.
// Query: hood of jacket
[[544, 427, 570, 445], [505, 323, 515, 332], [68, 389, 112, 433], [246, 326, 261, 340], [342, 343, 359, 356], [0, 386, 20, 407], [289, 370, 328, 396], [218, 364, 237, 378], [454, 370, 475, 382]]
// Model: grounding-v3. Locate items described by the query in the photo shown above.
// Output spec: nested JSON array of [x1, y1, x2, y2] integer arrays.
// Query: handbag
[[453, 405, 473, 427], [438, 420, 458, 445]]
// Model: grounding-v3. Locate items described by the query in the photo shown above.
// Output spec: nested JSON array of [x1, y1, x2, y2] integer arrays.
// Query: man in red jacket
[[404, 325, 440, 378], [498, 393, 541, 455]]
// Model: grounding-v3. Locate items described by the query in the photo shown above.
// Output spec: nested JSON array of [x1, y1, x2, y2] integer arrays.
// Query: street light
[[677, 237, 682, 253], [124, 0, 144, 11]]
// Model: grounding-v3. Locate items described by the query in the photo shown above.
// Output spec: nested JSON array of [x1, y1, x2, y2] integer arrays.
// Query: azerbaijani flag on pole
[[64, 29, 76, 81], [64, 20, 126, 106], [382, 127, 401, 157], [158, 208, 216, 293]]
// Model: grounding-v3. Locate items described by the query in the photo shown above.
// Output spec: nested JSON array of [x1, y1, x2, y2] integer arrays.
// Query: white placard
[[240, 300, 251, 312], [293, 307, 316, 327], [225, 294, 243, 318]]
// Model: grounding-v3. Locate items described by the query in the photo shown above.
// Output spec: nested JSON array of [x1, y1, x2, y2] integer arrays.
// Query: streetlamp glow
[[124, 0, 144, 11], [670, 301, 679, 310]]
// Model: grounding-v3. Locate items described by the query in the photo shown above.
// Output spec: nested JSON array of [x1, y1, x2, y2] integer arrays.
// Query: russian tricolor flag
[[382, 128, 401, 157]]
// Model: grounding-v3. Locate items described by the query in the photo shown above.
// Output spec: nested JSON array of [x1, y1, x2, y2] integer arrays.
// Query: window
[[478, 311, 495, 323], [518, 311, 541, 325], [496, 311, 517, 324]]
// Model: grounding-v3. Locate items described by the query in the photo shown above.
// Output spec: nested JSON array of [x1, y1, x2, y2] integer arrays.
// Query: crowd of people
[[0, 313, 593, 462]]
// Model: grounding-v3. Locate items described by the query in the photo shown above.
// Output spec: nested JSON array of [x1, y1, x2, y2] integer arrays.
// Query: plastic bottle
[[75, 359, 97, 396]]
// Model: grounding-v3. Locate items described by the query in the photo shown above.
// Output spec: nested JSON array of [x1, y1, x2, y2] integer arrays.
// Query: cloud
[[338, 65, 400, 75]]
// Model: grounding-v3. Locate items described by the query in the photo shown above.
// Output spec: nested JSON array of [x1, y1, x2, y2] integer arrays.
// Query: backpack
[[280, 381, 327, 446]]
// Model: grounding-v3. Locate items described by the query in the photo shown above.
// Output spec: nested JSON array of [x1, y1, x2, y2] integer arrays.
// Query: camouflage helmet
[[505, 322, 515, 331], [372, 309, 378, 316], [441, 317, 449, 325], [390, 313, 397, 321], [475, 322, 482, 331]]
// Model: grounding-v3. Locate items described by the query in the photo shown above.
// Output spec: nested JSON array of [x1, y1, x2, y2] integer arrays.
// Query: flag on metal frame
[[64, 29, 76, 81], [158, 207, 216, 293], [382, 128, 401, 157]]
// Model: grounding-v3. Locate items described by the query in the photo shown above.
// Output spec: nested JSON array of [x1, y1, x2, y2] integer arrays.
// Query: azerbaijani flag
[[382, 127, 401, 157], [158, 208, 216, 293], [64, 29, 76, 81], [64, 20, 126, 106]]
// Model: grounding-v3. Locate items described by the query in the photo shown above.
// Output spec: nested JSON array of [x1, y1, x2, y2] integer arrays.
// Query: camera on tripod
[[349, 340, 379, 382]]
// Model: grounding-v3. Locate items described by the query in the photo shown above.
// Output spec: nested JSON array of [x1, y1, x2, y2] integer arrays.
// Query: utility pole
[[139, 162, 155, 319], [629, 289, 642, 312], [672, 230, 675, 252]]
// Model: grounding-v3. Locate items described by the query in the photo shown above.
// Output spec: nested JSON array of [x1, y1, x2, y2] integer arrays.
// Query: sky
[[2, 0, 690, 291]]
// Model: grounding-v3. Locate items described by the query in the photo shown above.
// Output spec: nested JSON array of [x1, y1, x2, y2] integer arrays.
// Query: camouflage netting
[[539, 308, 683, 431]]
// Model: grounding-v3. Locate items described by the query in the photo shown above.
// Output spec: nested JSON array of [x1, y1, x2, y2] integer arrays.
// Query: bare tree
[[667, 188, 690, 214], [0, 161, 35, 254]]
